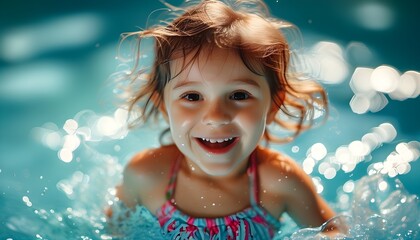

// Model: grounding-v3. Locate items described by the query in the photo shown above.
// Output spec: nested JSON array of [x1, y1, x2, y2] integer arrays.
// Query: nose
[[202, 99, 232, 126]]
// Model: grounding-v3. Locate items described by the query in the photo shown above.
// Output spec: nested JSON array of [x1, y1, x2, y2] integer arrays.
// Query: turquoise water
[[1, 0, 419, 239]]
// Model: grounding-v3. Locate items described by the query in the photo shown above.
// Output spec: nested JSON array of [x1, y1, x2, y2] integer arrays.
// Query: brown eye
[[182, 93, 202, 101], [230, 91, 250, 100]]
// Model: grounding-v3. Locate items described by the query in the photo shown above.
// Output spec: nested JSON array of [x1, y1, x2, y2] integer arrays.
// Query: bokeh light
[[0, 13, 104, 62], [349, 66, 420, 114], [370, 66, 399, 93], [299, 122, 419, 180], [301, 41, 349, 84], [0, 62, 72, 101], [353, 2, 395, 31]]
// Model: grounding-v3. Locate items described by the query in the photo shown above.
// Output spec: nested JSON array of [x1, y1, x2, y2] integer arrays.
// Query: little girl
[[111, 0, 340, 238]]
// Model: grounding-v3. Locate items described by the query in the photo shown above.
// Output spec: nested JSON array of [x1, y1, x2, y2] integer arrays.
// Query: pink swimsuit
[[156, 152, 281, 239]]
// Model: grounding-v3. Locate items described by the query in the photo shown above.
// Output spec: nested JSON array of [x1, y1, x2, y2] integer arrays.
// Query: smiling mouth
[[196, 137, 238, 154]]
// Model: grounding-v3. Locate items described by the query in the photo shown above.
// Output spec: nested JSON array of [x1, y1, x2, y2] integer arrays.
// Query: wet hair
[[117, 0, 328, 143]]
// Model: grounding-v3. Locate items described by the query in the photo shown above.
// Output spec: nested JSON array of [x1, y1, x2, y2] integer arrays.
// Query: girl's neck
[[180, 154, 250, 182]]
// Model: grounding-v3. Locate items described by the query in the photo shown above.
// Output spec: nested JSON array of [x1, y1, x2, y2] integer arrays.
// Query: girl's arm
[[281, 159, 346, 236], [284, 163, 337, 230], [105, 165, 142, 236], [257, 147, 345, 236], [109, 145, 179, 216], [115, 166, 143, 208]]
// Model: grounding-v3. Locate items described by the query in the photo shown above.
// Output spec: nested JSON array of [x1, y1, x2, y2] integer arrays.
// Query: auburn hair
[[116, 0, 328, 143]]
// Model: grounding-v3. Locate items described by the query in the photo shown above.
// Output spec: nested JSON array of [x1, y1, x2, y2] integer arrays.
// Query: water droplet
[[22, 195, 32, 207], [324, 167, 337, 179], [343, 180, 355, 193], [114, 145, 121, 152], [378, 180, 388, 191]]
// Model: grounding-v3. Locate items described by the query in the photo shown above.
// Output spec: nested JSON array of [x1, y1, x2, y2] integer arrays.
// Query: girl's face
[[164, 47, 272, 177]]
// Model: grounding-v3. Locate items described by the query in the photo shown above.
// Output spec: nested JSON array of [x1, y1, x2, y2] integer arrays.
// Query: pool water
[[6, 107, 420, 239], [1, 0, 419, 239]]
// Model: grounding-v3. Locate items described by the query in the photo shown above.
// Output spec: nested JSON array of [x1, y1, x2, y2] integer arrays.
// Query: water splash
[[5, 150, 121, 239], [105, 174, 419, 239]]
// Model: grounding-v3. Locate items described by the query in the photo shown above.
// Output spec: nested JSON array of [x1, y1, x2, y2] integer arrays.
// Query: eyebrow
[[173, 80, 199, 90], [232, 78, 261, 87], [173, 78, 261, 90]]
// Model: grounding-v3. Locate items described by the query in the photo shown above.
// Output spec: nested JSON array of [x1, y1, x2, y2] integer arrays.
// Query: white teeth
[[200, 137, 233, 143]]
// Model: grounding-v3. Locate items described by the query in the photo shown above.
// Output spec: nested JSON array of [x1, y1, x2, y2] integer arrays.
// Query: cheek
[[164, 89, 195, 131], [236, 105, 268, 130], [167, 103, 197, 130]]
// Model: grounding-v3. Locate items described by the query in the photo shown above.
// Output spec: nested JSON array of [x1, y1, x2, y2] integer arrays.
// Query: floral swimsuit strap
[[165, 153, 182, 201]]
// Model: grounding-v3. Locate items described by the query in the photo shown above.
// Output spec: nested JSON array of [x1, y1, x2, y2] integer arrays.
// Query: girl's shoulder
[[255, 145, 299, 174], [255, 145, 310, 193], [118, 144, 180, 207], [126, 144, 180, 175]]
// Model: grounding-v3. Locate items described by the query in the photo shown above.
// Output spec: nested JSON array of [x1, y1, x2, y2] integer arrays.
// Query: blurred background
[[1, 0, 419, 238]]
